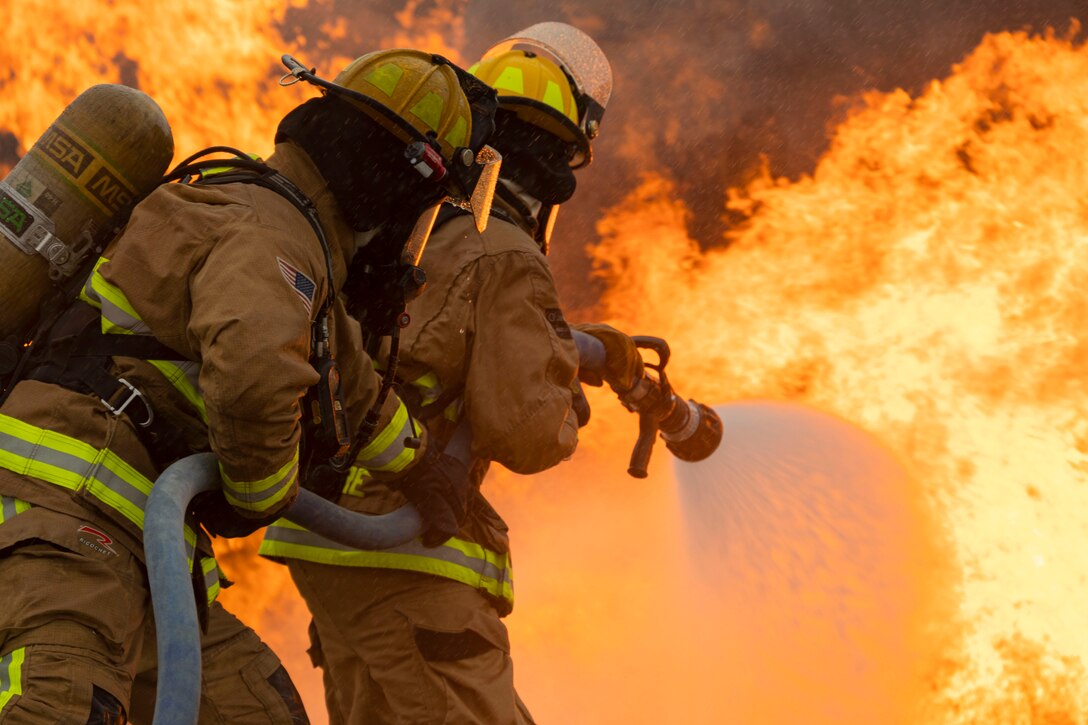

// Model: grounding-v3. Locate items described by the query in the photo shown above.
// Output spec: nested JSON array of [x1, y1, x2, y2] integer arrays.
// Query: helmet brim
[[497, 96, 591, 169]]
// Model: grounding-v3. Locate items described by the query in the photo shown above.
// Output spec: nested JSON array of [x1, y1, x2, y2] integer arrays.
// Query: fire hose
[[144, 330, 720, 723]]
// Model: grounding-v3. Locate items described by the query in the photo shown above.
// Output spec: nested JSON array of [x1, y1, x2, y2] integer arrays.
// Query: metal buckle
[[100, 377, 154, 428], [0, 180, 89, 279]]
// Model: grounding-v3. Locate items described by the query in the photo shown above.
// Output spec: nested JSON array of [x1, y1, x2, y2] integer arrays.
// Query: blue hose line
[[572, 330, 607, 374], [284, 488, 424, 548], [144, 452, 219, 725]]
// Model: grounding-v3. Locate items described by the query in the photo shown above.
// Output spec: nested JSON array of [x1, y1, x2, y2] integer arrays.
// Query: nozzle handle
[[627, 411, 658, 479]]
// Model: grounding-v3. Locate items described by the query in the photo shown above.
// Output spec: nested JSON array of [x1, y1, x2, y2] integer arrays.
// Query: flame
[[591, 25, 1088, 721], [3, 1, 1088, 722]]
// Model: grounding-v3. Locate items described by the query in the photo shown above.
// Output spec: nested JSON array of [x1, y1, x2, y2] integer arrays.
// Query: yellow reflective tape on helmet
[[220, 446, 299, 514], [444, 116, 468, 150], [0, 647, 25, 712], [493, 66, 525, 94], [365, 63, 405, 97], [542, 80, 566, 114], [409, 91, 444, 132]]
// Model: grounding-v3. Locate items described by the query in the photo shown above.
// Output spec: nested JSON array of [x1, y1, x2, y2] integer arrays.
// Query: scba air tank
[[0, 84, 173, 368]]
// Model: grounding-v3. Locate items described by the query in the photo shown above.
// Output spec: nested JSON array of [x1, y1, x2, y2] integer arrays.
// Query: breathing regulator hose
[[572, 330, 723, 478]]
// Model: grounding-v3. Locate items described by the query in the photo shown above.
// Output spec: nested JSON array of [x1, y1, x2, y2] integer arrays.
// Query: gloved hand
[[191, 489, 282, 538], [388, 445, 472, 547], [573, 323, 645, 393], [570, 377, 591, 427]]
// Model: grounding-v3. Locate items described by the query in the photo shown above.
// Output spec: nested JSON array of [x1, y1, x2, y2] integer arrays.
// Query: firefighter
[[0, 49, 493, 723], [260, 24, 643, 724]]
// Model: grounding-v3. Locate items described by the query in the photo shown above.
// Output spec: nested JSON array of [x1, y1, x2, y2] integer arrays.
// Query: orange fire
[[589, 25, 1088, 722], [3, 1, 1088, 722]]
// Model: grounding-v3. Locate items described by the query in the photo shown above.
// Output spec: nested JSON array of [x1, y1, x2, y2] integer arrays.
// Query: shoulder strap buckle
[[100, 377, 154, 427]]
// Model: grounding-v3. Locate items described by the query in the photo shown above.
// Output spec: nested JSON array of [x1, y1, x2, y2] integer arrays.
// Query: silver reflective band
[[0, 180, 86, 279], [661, 399, 700, 443]]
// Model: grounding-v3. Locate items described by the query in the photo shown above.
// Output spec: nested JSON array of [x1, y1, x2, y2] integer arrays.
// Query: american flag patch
[[277, 257, 316, 315]]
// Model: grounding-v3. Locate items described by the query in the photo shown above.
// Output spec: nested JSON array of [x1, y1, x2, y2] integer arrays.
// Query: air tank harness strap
[[25, 301, 191, 465]]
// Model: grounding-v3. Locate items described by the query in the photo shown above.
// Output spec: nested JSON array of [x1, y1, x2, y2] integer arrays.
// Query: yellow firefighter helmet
[[331, 49, 474, 160], [474, 22, 612, 168]]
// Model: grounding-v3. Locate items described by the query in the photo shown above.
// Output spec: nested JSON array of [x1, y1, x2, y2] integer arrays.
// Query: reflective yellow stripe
[[366, 63, 405, 97], [0, 496, 31, 524], [148, 360, 208, 423], [356, 401, 421, 474], [80, 256, 208, 423], [493, 66, 525, 94], [80, 257, 142, 326], [410, 371, 441, 405], [360, 400, 409, 454], [220, 446, 298, 513], [409, 91, 444, 132], [0, 415, 211, 596], [260, 522, 514, 606], [444, 116, 468, 150], [0, 647, 25, 713], [542, 79, 566, 114], [202, 556, 221, 605]]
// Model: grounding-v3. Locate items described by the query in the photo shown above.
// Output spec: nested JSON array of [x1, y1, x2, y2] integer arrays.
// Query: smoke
[[3, 0, 1081, 308]]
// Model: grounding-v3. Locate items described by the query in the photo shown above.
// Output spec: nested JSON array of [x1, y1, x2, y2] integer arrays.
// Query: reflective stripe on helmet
[[0, 647, 25, 713], [0, 414, 208, 583], [80, 256, 208, 423], [259, 519, 515, 606], [219, 447, 299, 514], [0, 495, 31, 525]]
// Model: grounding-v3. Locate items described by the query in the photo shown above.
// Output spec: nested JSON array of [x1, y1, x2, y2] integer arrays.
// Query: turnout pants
[[289, 562, 534, 725], [0, 508, 307, 724]]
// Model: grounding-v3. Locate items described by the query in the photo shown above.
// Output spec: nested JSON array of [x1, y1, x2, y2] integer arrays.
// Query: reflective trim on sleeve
[[409, 371, 441, 405], [0, 415, 211, 593], [148, 359, 207, 423], [0, 495, 31, 525], [80, 257, 150, 335], [202, 556, 221, 605], [260, 520, 514, 607], [220, 446, 299, 514], [0, 647, 25, 713], [80, 256, 209, 423], [355, 401, 422, 474]]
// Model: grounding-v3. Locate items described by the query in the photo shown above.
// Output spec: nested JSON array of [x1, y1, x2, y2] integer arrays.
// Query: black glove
[[389, 446, 471, 547], [570, 378, 591, 428], [190, 489, 281, 538]]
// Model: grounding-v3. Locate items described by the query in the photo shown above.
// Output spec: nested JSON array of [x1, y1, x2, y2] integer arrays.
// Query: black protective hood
[[276, 95, 446, 232], [488, 109, 577, 206]]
